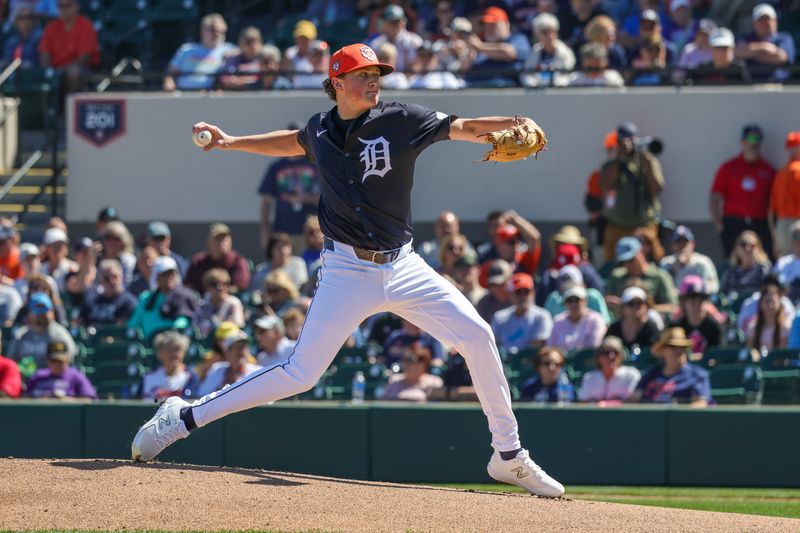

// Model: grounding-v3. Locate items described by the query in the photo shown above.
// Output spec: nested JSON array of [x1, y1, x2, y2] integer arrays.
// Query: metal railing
[[96, 57, 144, 93]]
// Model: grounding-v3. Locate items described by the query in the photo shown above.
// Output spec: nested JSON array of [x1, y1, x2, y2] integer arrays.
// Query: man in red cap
[[490, 272, 553, 353], [135, 43, 564, 498], [770, 132, 800, 257], [478, 210, 542, 288]]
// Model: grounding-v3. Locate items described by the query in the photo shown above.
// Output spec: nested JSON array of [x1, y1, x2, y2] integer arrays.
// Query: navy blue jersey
[[636, 362, 711, 404], [296, 101, 454, 250]]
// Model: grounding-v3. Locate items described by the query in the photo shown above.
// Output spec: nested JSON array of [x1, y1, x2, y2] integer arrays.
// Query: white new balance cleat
[[487, 449, 565, 498], [131, 397, 191, 462]]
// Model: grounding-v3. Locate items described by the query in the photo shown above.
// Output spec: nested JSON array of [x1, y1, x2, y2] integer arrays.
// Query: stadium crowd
[[0, 1, 798, 92], [0, 119, 799, 406]]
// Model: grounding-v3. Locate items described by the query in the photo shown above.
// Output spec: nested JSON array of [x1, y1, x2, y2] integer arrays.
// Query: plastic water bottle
[[351, 371, 366, 404], [556, 372, 571, 406]]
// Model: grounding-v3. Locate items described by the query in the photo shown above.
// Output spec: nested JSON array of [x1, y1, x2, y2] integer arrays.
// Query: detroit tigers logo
[[358, 136, 392, 182]]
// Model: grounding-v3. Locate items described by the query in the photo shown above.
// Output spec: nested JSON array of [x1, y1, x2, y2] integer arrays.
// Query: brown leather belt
[[324, 237, 402, 265]]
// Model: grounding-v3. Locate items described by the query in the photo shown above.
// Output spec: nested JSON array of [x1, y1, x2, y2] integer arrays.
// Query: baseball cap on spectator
[[455, 255, 478, 269], [147, 221, 171, 239], [615, 236, 642, 262], [786, 132, 800, 149], [152, 256, 178, 278], [43, 227, 68, 245], [19, 242, 39, 261], [508, 272, 534, 291], [621, 286, 648, 305], [604, 130, 618, 150], [30, 292, 53, 315], [697, 18, 717, 35], [752, 3, 777, 21], [710, 28, 735, 48], [222, 330, 249, 352], [680, 274, 706, 298], [0, 224, 16, 241], [617, 122, 638, 139], [383, 5, 406, 22], [209, 223, 231, 239], [329, 43, 394, 79], [555, 243, 581, 268], [532, 13, 559, 33], [215, 321, 240, 341], [47, 341, 72, 363], [74, 236, 94, 252], [742, 123, 764, 144], [481, 6, 509, 24], [671, 0, 690, 12], [449, 16, 473, 34], [672, 225, 695, 242], [97, 206, 119, 222], [293, 20, 317, 40], [495, 224, 520, 242], [597, 336, 625, 357], [563, 285, 587, 300], [254, 314, 282, 331], [640, 9, 659, 22], [558, 264, 584, 286], [486, 259, 513, 285]]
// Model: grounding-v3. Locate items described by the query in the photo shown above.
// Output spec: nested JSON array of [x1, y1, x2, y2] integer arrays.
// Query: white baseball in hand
[[193, 129, 212, 148]]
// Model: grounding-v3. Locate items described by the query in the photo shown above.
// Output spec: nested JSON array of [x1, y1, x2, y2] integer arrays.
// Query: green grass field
[[433, 484, 800, 519]]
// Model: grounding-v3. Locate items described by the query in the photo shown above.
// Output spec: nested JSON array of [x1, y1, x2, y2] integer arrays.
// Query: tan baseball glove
[[479, 119, 547, 162]]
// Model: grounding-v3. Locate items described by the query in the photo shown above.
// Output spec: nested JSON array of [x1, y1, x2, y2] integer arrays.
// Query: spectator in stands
[[127, 256, 198, 340], [163, 13, 235, 91], [545, 264, 611, 324], [376, 42, 410, 89], [736, 274, 795, 334], [13, 242, 57, 301], [66, 237, 96, 304], [40, 227, 76, 292], [303, 0, 356, 26], [146, 222, 188, 278], [195, 321, 239, 380], [436, 17, 475, 73], [25, 340, 95, 399], [1, 5, 41, 69], [141, 331, 200, 401], [632, 226, 663, 264], [607, 237, 678, 314], [626, 9, 677, 66], [491, 273, 552, 353], [578, 336, 641, 403], [380, 343, 444, 402], [15, 273, 66, 326], [368, 5, 423, 74], [772, 222, 800, 304], [562, 0, 607, 49], [708, 0, 760, 37], [746, 279, 790, 350], [476, 209, 506, 261], [128, 245, 158, 297], [258, 45, 292, 90], [423, 0, 455, 41], [418, 211, 476, 271], [660, 225, 719, 295], [300, 216, 324, 270], [735, 3, 796, 82], [607, 285, 662, 351], [600, 123, 665, 262], [583, 15, 627, 68], [0, 347, 21, 398], [253, 314, 295, 368], [194, 268, 245, 339], [0, 224, 22, 284], [632, 327, 711, 406], [676, 275, 722, 355], [548, 285, 607, 351], [261, 270, 305, 318], [678, 18, 716, 68], [281, 20, 320, 84], [710, 123, 776, 258], [383, 318, 443, 367], [479, 211, 542, 282], [0, 274, 21, 326], [100, 221, 136, 286], [8, 293, 75, 367], [186, 223, 251, 294], [770, 133, 800, 257], [196, 330, 261, 397], [463, 6, 530, 87], [219, 26, 263, 91], [452, 255, 486, 307], [476, 259, 512, 322], [520, 13, 575, 88], [687, 27, 751, 83], [38, 0, 99, 92], [437, 233, 472, 279], [629, 36, 669, 85], [563, 42, 624, 87], [407, 39, 465, 89], [258, 134, 320, 251], [665, 0, 698, 53], [78, 259, 137, 326], [292, 40, 329, 89], [251, 232, 308, 294], [519, 346, 575, 403], [539, 226, 604, 305], [95, 206, 118, 237], [720, 230, 771, 302], [282, 308, 304, 342]]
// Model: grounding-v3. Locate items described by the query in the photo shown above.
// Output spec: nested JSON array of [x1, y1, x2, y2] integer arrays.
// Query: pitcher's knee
[[283, 362, 325, 393], [460, 319, 496, 348]]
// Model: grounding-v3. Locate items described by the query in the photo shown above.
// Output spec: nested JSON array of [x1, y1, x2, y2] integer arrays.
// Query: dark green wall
[[1, 402, 798, 486]]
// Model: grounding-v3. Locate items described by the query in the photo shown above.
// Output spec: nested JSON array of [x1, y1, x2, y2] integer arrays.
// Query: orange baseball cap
[[328, 43, 394, 79], [604, 130, 618, 150], [481, 6, 509, 23], [786, 131, 800, 149], [509, 273, 534, 291]]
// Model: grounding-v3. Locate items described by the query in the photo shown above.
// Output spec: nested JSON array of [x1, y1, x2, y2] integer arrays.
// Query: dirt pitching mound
[[1, 458, 797, 533]]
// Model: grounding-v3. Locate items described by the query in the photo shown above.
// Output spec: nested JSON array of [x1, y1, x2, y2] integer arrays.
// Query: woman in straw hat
[[538, 225, 604, 306], [630, 327, 712, 407]]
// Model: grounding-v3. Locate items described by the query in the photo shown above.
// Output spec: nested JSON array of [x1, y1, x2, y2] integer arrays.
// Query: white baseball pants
[[190, 240, 521, 452]]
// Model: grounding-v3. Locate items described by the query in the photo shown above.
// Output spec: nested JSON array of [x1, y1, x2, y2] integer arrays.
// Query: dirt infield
[[1, 458, 798, 533]]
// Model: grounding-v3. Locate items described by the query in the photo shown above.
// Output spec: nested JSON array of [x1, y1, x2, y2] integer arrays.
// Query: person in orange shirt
[[585, 130, 618, 260], [0, 225, 22, 285], [770, 132, 800, 257], [38, 0, 100, 93]]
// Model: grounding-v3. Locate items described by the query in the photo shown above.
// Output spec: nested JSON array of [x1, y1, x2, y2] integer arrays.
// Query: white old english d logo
[[358, 136, 392, 182]]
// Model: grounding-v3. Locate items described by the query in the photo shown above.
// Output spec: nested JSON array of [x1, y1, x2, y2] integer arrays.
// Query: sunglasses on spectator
[[447, 244, 464, 253], [402, 355, 425, 364], [738, 241, 756, 249], [103, 234, 121, 241], [538, 359, 563, 368]]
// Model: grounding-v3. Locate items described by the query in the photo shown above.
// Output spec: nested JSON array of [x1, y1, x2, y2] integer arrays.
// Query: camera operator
[[599, 122, 665, 264]]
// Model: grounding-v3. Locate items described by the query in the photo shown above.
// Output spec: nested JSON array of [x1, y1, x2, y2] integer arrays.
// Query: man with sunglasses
[[146, 221, 188, 278], [38, 0, 99, 93], [577, 336, 640, 403], [163, 13, 235, 91], [77, 259, 137, 326], [491, 272, 552, 353], [606, 236, 677, 315]]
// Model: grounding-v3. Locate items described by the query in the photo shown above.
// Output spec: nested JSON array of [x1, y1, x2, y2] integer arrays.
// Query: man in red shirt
[[709, 124, 776, 258], [185, 223, 252, 294], [38, 0, 100, 92]]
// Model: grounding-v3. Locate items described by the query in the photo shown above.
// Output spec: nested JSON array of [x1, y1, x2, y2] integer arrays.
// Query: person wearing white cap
[[367, 5, 423, 74], [606, 285, 662, 351], [13, 242, 59, 302], [253, 314, 295, 367], [40, 228, 77, 293], [547, 285, 607, 352], [127, 255, 199, 340], [196, 330, 261, 397], [544, 265, 612, 324], [735, 3, 795, 81], [520, 13, 575, 88]]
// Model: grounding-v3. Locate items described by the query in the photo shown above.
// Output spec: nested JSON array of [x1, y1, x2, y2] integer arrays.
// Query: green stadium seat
[[91, 360, 145, 399], [324, 362, 387, 400], [566, 348, 597, 381], [152, 0, 199, 22], [709, 364, 763, 404], [628, 346, 657, 371], [699, 345, 756, 369], [333, 346, 371, 365], [88, 325, 144, 346], [89, 342, 149, 366], [759, 349, 800, 404]]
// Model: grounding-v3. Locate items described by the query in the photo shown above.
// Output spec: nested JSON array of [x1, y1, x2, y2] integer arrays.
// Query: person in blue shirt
[[163, 13, 235, 91], [632, 327, 712, 406], [1, 6, 42, 69], [519, 346, 575, 403], [463, 7, 530, 87], [734, 3, 795, 82]]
